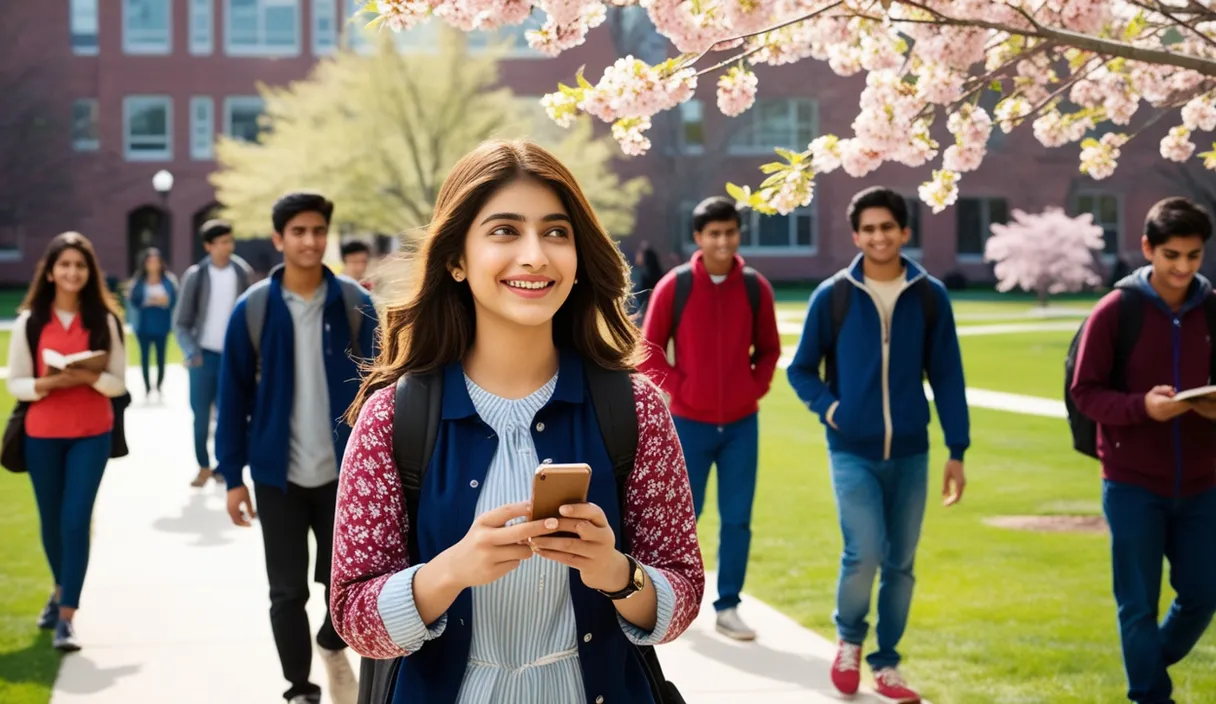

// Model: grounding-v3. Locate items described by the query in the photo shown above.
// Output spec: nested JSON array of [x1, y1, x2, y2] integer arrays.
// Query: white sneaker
[[318, 646, 358, 704], [715, 608, 757, 641]]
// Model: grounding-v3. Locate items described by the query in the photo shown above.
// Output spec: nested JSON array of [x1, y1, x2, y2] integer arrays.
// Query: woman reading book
[[5, 231, 127, 652]]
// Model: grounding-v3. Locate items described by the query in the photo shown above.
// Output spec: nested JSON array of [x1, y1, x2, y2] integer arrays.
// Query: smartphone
[[530, 463, 592, 538]]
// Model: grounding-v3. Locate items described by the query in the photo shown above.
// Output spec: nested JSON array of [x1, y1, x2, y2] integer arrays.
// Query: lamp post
[[151, 169, 173, 265]]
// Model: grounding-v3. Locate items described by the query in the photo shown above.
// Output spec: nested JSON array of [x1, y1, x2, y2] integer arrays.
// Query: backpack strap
[[336, 276, 366, 359], [741, 267, 762, 363], [584, 364, 639, 534], [243, 279, 273, 360], [915, 278, 939, 378], [823, 274, 853, 393], [26, 315, 40, 376], [392, 372, 445, 563], [669, 263, 694, 346], [1111, 287, 1143, 391], [1204, 294, 1216, 382]]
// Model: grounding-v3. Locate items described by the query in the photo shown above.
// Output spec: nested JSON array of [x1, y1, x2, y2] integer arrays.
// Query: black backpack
[[670, 263, 761, 359], [1064, 287, 1216, 458], [821, 273, 939, 391], [356, 365, 686, 704]]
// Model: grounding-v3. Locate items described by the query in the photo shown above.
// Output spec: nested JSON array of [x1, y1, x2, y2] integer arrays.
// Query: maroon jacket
[[1070, 274, 1216, 498], [639, 252, 782, 425]]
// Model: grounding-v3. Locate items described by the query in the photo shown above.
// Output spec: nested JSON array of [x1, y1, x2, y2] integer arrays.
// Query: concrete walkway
[[51, 367, 891, 703]]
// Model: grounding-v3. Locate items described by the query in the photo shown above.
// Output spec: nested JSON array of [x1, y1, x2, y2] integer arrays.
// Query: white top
[[283, 286, 338, 488], [864, 272, 907, 327], [6, 309, 128, 401], [144, 281, 169, 307], [199, 264, 239, 353], [709, 274, 727, 284]]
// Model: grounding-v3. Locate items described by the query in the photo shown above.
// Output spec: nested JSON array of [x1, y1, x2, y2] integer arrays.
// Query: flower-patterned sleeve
[[616, 374, 705, 645], [330, 385, 446, 660]]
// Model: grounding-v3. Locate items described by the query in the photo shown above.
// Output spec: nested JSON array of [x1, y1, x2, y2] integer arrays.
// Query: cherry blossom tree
[[362, 1, 1216, 216], [984, 207, 1105, 306]]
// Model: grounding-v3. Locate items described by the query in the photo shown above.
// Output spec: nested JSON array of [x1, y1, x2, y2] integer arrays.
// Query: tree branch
[[673, 1, 844, 74]]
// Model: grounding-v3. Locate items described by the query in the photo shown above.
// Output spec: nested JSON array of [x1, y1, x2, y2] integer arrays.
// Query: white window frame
[[225, 0, 301, 57], [312, 0, 337, 55], [190, 96, 215, 160], [681, 200, 818, 256], [72, 99, 100, 152], [955, 195, 1010, 263], [190, 0, 214, 55], [901, 195, 924, 260], [1072, 190, 1123, 263], [678, 99, 704, 155], [70, 0, 100, 55], [123, 0, 173, 55], [123, 95, 173, 162], [729, 98, 818, 155], [223, 96, 266, 141]]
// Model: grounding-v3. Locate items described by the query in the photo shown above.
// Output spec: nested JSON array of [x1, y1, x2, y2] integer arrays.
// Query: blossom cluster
[[365, 1, 1216, 214]]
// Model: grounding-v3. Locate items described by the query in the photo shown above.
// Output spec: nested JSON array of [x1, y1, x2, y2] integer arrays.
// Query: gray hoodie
[[172, 254, 253, 360]]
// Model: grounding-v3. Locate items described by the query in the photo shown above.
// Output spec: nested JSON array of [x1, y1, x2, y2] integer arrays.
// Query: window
[[682, 202, 817, 253], [313, 0, 337, 54], [0, 208, 23, 261], [1073, 191, 1121, 255], [72, 99, 100, 151], [124, 0, 172, 54], [70, 0, 99, 55], [730, 99, 817, 153], [190, 0, 214, 54], [903, 196, 923, 252], [124, 96, 173, 161], [678, 100, 704, 154], [956, 196, 1010, 259], [226, 0, 300, 55], [190, 97, 215, 159], [224, 96, 266, 142], [467, 12, 544, 57]]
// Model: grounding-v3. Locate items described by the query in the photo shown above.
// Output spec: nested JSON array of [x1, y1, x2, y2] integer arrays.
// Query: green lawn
[[695, 379, 1216, 702], [960, 330, 1076, 399]]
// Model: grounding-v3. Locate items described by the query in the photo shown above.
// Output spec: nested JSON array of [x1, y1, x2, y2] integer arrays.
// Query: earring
[[574, 278, 579, 284]]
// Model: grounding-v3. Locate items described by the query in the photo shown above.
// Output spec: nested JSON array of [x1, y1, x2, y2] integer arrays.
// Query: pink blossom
[[717, 65, 759, 117], [1079, 132, 1128, 180], [918, 169, 960, 214], [1181, 95, 1216, 132], [612, 116, 652, 156], [839, 139, 882, 178], [1160, 126, 1195, 162], [809, 135, 842, 174]]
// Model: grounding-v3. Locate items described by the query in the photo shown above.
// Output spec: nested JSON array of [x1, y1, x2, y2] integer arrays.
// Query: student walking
[[1070, 197, 1216, 704], [5, 232, 128, 652], [127, 246, 178, 400], [786, 187, 969, 703], [340, 240, 373, 290], [330, 140, 704, 704], [216, 192, 376, 704], [173, 220, 252, 488], [639, 195, 781, 641]]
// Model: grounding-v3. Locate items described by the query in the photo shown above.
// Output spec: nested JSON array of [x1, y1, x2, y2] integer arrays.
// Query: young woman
[[127, 246, 178, 398], [330, 140, 704, 704], [6, 231, 128, 652]]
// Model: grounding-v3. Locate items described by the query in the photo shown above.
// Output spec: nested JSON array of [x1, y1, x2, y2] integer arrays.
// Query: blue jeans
[[672, 413, 758, 612], [1103, 480, 1216, 704], [138, 332, 168, 394], [25, 433, 112, 609], [188, 350, 221, 469], [828, 450, 929, 670]]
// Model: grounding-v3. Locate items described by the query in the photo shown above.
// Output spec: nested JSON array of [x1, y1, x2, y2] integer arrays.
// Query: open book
[[42, 348, 108, 374], [1173, 385, 1216, 402]]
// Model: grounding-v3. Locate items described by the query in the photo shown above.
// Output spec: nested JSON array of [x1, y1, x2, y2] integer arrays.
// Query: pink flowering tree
[[984, 207, 1106, 306], [363, 1, 1216, 216]]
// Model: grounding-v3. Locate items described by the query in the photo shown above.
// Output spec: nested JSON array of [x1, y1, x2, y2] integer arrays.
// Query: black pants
[[255, 480, 348, 700]]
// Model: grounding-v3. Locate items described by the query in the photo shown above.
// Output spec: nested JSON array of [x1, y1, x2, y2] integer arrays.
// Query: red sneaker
[[830, 640, 861, 695], [873, 667, 921, 703]]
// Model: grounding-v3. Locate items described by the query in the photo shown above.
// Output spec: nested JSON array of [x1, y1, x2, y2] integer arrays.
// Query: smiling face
[[1143, 233, 1205, 296], [144, 252, 163, 277], [852, 206, 910, 266], [273, 211, 329, 270], [455, 177, 577, 330], [49, 246, 90, 296], [693, 217, 740, 273]]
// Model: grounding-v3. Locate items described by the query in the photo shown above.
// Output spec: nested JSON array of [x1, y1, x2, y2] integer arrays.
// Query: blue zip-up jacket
[[391, 351, 659, 704], [1071, 267, 1216, 498], [128, 275, 179, 338], [787, 254, 970, 462], [214, 267, 378, 490]]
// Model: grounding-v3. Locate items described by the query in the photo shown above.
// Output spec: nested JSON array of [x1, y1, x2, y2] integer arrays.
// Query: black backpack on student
[[355, 365, 686, 704], [1063, 287, 1216, 458], [820, 273, 939, 391]]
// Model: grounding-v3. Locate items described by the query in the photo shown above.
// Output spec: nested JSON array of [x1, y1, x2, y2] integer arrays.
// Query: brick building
[[2, 1, 1194, 286]]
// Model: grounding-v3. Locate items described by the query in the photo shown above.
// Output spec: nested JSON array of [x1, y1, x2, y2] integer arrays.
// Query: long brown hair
[[21, 231, 124, 350], [346, 140, 642, 424]]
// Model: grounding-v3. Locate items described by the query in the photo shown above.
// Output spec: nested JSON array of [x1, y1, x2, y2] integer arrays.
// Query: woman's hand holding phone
[[529, 503, 630, 593], [432, 500, 557, 589]]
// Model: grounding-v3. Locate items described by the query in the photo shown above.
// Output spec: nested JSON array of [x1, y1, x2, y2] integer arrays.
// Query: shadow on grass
[[0, 629, 57, 692]]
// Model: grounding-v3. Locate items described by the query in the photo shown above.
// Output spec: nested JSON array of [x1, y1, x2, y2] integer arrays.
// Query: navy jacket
[[787, 254, 970, 462], [128, 275, 179, 338], [214, 267, 377, 490], [394, 351, 656, 704]]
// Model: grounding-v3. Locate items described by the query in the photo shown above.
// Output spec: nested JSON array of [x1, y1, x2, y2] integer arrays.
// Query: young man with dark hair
[[787, 186, 969, 703], [640, 195, 782, 641], [339, 240, 373, 290], [173, 219, 253, 488], [216, 191, 377, 704], [1071, 196, 1216, 704]]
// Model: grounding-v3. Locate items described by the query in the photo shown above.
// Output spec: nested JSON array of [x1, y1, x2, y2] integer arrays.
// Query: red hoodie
[[640, 252, 782, 425]]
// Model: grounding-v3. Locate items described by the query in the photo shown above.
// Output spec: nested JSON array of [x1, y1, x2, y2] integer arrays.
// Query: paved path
[[51, 367, 889, 703]]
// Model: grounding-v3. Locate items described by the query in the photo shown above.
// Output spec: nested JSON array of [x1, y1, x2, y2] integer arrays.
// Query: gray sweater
[[172, 254, 253, 360]]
